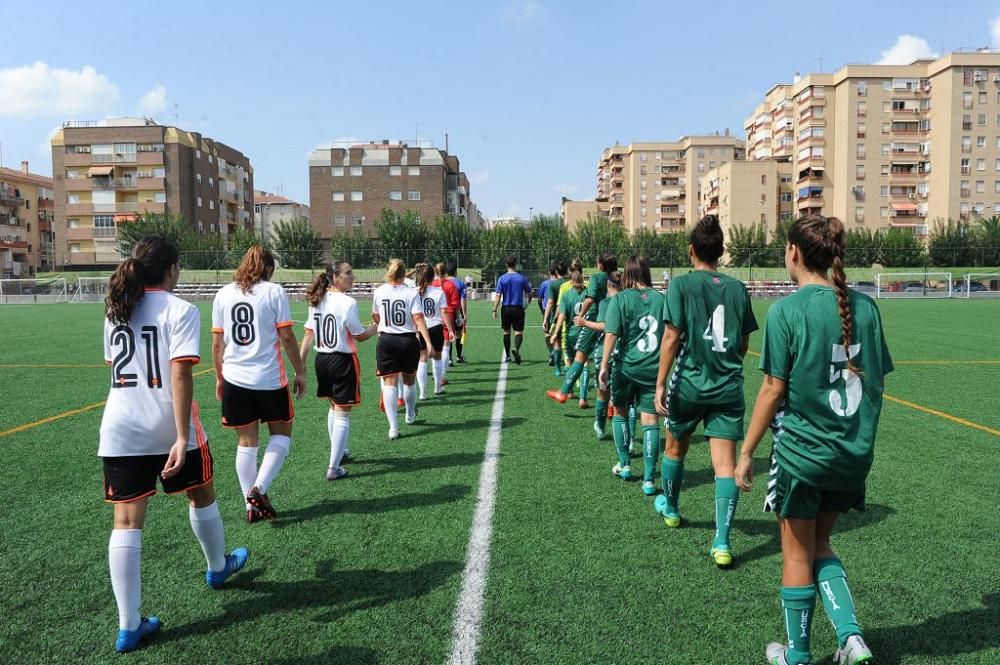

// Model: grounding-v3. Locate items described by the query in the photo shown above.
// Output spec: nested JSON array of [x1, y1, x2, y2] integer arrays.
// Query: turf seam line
[[445, 353, 509, 665]]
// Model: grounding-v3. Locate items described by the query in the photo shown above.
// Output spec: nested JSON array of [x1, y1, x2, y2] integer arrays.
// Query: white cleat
[[326, 466, 348, 480], [388, 428, 399, 440], [834, 635, 874, 665], [765, 643, 791, 665]]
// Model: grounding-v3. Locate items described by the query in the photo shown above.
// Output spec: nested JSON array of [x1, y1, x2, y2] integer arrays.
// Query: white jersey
[[99, 289, 207, 457], [419, 285, 448, 328], [212, 281, 293, 390], [305, 291, 366, 354], [372, 283, 422, 334]]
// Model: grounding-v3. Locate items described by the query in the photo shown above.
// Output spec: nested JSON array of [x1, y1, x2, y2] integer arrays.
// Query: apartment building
[[308, 140, 477, 238], [745, 49, 1000, 236], [51, 117, 254, 269], [560, 197, 608, 232], [0, 162, 55, 277], [701, 161, 795, 239], [596, 135, 746, 233], [253, 191, 310, 239]]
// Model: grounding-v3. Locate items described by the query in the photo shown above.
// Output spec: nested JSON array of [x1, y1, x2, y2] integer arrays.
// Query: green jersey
[[559, 287, 586, 339], [663, 270, 759, 404], [583, 271, 608, 321], [604, 287, 665, 386], [760, 285, 894, 490], [547, 278, 566, 307]]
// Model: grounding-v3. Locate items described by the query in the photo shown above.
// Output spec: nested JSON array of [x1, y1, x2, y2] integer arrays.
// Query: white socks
[[432, 358, 444, 392], [441, 344, 451, 376], [109, 529, 142, 631], [255, 435, 290, 494], [416, 361, 428, 398], [235, 446, 258, 510], [189, 502, 227, 572], [403, 383, 417, 419], [382, 381, 399, 432], [328, 410, 350, 469]]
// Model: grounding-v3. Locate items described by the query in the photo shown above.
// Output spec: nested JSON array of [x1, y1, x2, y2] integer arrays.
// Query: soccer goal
[[874, 272, 953, 299], [960, 273, 1000, 298], [0, 277, 68, 304], [71, 276, 111, 303]]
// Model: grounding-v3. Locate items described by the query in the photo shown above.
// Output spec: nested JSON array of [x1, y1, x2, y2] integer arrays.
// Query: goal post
[[875, 272, 953, 299], [0, 277, 68, 304], [71, 276, 111, 303], [961, 273, 1000, 298]]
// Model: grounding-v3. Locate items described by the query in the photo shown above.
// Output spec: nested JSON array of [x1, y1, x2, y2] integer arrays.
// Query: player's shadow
[[269, 646, 382, 665], [407, 416, 526, 434], [435, 390, 526, 407], [272, 484, 471, 527], [161, 558, 463, 642], [347, 452, 485, 475], [864, 593, 1000, 664]]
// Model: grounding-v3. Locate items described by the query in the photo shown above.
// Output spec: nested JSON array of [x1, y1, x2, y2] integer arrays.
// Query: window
[[209, 177, 214, 187], [994, 181, 1000, 193], [709, 161, 716, 169], [350, 191, 362, 201], [880, 143, 890, 156], [977, 180, 986, 193], [857, 81, 867, 96], [856, 143, 867, 159], [979, 114, 988, 126], [761, 174, 767, 186], [857, 123, 866, 138], [978, 159, 986, 171], [640, 194, 647, 203], [781, 192, 794, 202], [880, 206, 889, 218], [408, 191, 421, 201], [334, 215, 346, 227], [961, 180, 970, 196], [780, 174, 793, 184], [996, 158, 1000, 171], [389, 166, 401, 176], [153, 192, 166, 203], [978, 136, 987, 148], [198, 221, 204, 233], [350, 166, 362, 176], [640, 166, 647, 176], [197, 196, 202, 207], [697, 162, 705, 174], [332, 191, 345, 201], [389, 191, 402, 201], [408, 166, 420, 176], [980, 91, 989, 104], [855, 207, 865, 222], [640, 152, 648, 162], [196, 149, 201, 159], [857, 101, 867, 117], [153, 167, 165, 178], [351, 216, 363, 227], [962, 136, 972, 153], [880, 185, 889, 197], [640, 180, 647, 189], [209, 200, 214, 210], [964, 92, 974, 109], [208, 155, 213, 164], [332, 167, 344, 176], [964, 69, 974, 86], [963, 114, 973, 130], [881, 164, 890, 176], [210, 223, 216, 232], [640, 206, 647, 217], [961, 159, 970, 175], [882, 80, 891, 92], [196, 173, 202, 183], [856, 164, 866, 179]]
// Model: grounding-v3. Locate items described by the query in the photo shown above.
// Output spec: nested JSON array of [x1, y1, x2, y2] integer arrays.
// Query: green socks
[[579, 366, 591, 401], [560, 361, 583, 395], [627, 404, 638, 441], [713, 477, 739, 549], [611, 415, 630, 468], [660, 457, 684, 513], [595, 399, 608, 431], [781, 586, 816, 664], [815, 558, 861, 648], [642, 425, 660, 483]]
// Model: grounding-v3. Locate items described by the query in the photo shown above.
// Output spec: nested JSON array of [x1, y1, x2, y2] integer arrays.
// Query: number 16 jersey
[[372, 283, 422, 334], [212, 280, 294, 390]]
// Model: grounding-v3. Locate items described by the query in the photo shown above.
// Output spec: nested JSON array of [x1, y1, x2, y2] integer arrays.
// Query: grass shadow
[[269, 647, 382, 665], [347, 452, 485, 474], [272, 484, 472, 527]]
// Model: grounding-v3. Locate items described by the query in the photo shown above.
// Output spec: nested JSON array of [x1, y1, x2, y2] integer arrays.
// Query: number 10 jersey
[[212, 281, 294, 391], [305, 291, 366, 354]]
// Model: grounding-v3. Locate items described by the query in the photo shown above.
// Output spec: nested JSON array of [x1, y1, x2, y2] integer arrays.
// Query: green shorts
[[765, 459, 866, 520], [574, 328, 599, 357], [611, 374, 656, 415], [666, 397, 745, 441]]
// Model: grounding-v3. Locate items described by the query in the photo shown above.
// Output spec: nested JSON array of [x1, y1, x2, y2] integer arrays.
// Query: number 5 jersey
[[211, 281, 294, 390], [100, 289, 206, 457]]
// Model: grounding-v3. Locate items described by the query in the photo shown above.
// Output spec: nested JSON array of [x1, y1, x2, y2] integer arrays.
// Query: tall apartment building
[[596, 136, 746, 233], [253, 191, 310, 239], [745, 50, 1000, 236], [0, 162, 55, 277], [51, 118, 254, 269], [701, 160, 795, 239], [308, 140, 477, 238]]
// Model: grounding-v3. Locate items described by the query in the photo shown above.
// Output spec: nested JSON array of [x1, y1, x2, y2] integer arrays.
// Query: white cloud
[[503, 0, 543, 23], [469, 169, 490, 185], [991, 16, 1000, 48], [553, 183, 579, 197], [0, 62, 119, 117], [875, 35, 939, 65], [137, 84, 167, 116]]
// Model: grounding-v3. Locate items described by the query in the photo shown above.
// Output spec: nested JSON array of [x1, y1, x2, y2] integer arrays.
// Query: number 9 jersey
[[100, 289, 206, 457], [212, 281, 294, 390]]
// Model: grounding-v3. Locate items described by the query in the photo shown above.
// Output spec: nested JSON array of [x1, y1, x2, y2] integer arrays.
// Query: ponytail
[[105, 235, 179, 325], [385, 258, 406, 283], [307, 267, 333, 306], [233, 245, 275, 294], [416, 263, 435, 294]]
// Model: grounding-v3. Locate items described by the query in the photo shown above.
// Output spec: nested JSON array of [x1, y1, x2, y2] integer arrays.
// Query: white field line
[[445, 355, 509, 665]]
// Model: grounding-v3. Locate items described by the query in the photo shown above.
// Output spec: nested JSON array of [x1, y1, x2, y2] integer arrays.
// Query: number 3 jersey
[[100, 289, 206, 457], [759, 284, 894, 490], [603, 287, 666, 387], [304, 291, 366, 354], [212, 281, 294, 390], [662, 271, 759, 405], [371, 283, 422, 334]]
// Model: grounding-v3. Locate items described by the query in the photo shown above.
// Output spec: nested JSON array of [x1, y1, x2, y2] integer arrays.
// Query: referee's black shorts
[[500, 305, 525, 333]]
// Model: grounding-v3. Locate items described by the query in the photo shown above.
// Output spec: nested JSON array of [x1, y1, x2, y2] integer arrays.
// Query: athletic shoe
[[512, 349, 522, 365], [765, 643, 792, 665], [457, 357, 466, 364], [419, 392, 426, 401], [710, 546, 733, 568], [442, 378, 450, 386], [246, 507, 264, 524], [342, 448, 351, 462], [612, 463, 633, 480], [326, 466, 349, 481], [553, 367, 562, 377], [388, 427, 400, 440], [834, 635, 874, 665], [593, 422, 606, 440], [247, 487, 276, 519], [115, 616, 161, 653], [405, 406, 419, 425], [642, 480, 656, 496], [653, 495, 681, 528], [548, 357, 555, 367], [546, 389, 568, 404], [434, 387, 445, 395], [578, 399, 591, 409], [206, 547, 249, 589], [449, 360, 455, 367], [505, 356, 512, 363]]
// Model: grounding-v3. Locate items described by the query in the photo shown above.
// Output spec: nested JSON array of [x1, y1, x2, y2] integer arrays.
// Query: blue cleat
[[115, 615, 161, 653], [654, 495, 681, 528], [642, 480, 657, 496], [206, 547, 249, 589]]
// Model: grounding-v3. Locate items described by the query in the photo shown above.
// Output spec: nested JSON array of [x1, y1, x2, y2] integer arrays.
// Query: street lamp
[[528, 206, 533, 223]]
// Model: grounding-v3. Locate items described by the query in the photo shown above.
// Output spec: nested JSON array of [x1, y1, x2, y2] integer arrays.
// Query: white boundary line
[[445, 355, 509, 665]]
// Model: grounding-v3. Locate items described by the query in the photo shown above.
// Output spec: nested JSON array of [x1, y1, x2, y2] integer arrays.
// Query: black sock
[[514, 334, 523, 351], [503, 334, 511, 357], [455, 340, 463, 358]]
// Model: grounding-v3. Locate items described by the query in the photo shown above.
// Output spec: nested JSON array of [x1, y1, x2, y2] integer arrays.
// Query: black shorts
[[103, 446, 213, 503], [221, 379, 294, 428], [376, 332, 420, 376], [500, 305, 526, 332], [418, 324, 446, 353], [315, 351, 362, 406]]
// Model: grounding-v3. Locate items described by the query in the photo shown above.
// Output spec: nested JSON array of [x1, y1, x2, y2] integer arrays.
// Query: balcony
[[91, 153, 137, 164], [138, 201, 165, 215], [222, 189, 239, 202], [0, 239, 28, 251], [0, 213, 22, 227], [92, 177, 138, 190], [67, 226, 95, 241], [0, 191, 24, 206], [64, 178, 92, 192], [66, 202, 92, 216], [63, 152, 92, 167], [891, 106, 925, 117]]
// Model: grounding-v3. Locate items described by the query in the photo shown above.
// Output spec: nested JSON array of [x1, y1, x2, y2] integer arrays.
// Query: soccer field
[[1, 298, 999, 664]]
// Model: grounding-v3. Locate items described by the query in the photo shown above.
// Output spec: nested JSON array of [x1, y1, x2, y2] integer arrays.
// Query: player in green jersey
[[548, 268, 586, 383], [599, 256, 666, 494], [652, 215, 759, 568], [575, 270, 621, 440], [541, 260, 568, 375], [734, 215, 893, 665]]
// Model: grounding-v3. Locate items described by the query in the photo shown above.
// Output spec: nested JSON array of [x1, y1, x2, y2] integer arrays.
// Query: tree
[[974, 215, 1000, 267], [373, 209, 428, 266], [329, 228, 378, 268], [571, 215, 629, 265], [478, 223, 529, 279], [927, 219, 974, 267], [879, 227, 925, 267], [725, 224, 768, 267], [426, 214, 479, 267], [272, 217, 323, 269], [227, 227, 269, 268], [115, 212, 191, 258], [526, 214, 571, 270], [845, 228, 880, 268]]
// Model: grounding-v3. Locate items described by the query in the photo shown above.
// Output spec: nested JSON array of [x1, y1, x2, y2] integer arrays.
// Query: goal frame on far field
[[70, 276, 111, 303], [0, 277, 68, 304], [962, 273, 1000, 298], [874, 272, 953, 299]]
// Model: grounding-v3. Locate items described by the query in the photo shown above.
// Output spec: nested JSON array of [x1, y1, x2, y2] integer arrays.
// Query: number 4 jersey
[[212, 281, 294, 390], [100, 289, 206, 457], [304, 291, 367, 354], [603, 287, 666, 387]]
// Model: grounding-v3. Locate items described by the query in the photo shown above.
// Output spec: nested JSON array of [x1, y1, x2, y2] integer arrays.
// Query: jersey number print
[[231, 302, 256, 346], [110, 325, 163, 389], [423, 297, 437, 318], [829, 343, 862, 417], [381, 299, 407, 327], [636, 315, 658, 353], [702, 304, 729, 352], [313, 313, 340, 349]]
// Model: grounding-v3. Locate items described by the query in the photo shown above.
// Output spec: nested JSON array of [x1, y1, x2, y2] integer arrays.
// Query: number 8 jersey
[[371, 283, 422, 334], [212, 281, 294, 390], [100, 289, 206, 457]]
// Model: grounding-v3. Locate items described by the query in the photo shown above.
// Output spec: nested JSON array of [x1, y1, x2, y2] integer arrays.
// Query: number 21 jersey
[[305, 291, 366, 354], [372, 283, 422, 334], [212, 281, 294, 390]]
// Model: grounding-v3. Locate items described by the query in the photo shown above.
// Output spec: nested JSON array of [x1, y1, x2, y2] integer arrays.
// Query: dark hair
[[598, 252, 618, 273], [416, 263, 436, 294], [788, 214, 859, 375], [505, 255, 518, 269], [568, 258, 582, 274], [446, 261, 458, 277], [607, 270, 622, 290], [434, 261, 447, 278], [306, 262, 351, 306], [105, 236, 179, 325], [691, 214, 725, 263], [234, 245, 275, 294], [568, 268, 585, 290], [548, 259, 563, 276], [621, 255, 651, 290]]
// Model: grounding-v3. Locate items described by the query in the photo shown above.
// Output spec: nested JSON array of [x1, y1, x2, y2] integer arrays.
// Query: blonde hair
[[385, 258, 406, 283]]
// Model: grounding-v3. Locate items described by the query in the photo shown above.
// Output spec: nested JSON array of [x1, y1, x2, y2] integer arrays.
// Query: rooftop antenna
[[173, 103, 180, 126]]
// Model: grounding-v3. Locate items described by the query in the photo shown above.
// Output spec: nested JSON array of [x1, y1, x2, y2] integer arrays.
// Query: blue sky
[[2, 0, 1000, 219]]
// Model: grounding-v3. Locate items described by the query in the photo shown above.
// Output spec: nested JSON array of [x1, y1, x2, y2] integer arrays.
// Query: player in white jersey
[[372, 259, 434, 439], [414, 263, 456, 398], [211, 246, 306, 523], [99, 236, 247, 654], [299, 262, 377, 480]]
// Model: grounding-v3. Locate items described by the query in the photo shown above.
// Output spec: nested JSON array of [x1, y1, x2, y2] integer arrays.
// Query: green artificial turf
[[1, 298, 999, 664]]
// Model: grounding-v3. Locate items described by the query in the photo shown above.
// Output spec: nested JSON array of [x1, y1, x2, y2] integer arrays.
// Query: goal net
[[71, 276, 111, 303], [961, 273, 1000, 298], [0, 277, 68, 304], [875, 272, 953, 299]]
